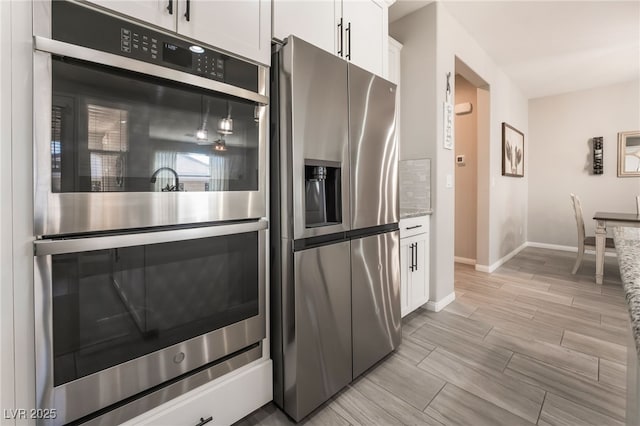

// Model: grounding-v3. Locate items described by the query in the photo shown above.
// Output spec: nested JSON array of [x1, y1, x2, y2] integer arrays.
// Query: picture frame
[[617, 130, 640, 177], [502, 122, 524, 177]]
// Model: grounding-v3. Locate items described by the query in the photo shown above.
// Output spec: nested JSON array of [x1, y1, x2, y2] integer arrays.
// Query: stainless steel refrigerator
[[270, 36, 401, 422]]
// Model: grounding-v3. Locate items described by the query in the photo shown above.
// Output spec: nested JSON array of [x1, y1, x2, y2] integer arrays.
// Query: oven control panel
[[52, 1, 258, 92]]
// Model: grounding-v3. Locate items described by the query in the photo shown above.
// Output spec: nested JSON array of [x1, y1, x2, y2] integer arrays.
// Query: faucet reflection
[[150, 167, 181, 192]]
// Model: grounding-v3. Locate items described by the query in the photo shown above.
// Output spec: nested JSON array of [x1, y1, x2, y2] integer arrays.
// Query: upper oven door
[[33, 4, 268, 237]]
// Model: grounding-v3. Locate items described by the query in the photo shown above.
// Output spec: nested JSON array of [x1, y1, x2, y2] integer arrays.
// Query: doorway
[[454, 58, 490, 269]]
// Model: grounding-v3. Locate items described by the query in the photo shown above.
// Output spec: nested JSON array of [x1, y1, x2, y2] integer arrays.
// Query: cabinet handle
[[409, 243, 415, 272], [184, 0, 191, 22], [195, 417, 213, 426], [166, 0, 173, 15], [337, 18, 343, 57], [345, 22, 351, 60], [414, 243, 418, 271], [405, 225, 422, 230]]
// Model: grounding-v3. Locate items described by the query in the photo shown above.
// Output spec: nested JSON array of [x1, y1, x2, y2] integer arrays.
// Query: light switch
[[446, 174, 453, 188]]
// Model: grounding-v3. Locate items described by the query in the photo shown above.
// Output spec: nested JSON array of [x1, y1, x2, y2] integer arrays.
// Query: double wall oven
[[32, 2, 268, 424]]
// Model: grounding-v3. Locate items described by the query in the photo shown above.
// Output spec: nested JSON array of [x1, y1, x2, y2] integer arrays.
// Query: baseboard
[[527, 241, 617, 257], [424, 292, 456, 312], [474, 241, 528, 273], [454, 256, 476, 265]]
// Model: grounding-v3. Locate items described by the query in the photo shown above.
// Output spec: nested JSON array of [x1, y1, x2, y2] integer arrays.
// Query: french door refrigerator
[[271, 36, 401, 422]]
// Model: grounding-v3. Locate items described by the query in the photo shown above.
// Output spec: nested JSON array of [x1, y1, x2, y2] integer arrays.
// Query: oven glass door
[[35, 222, 266, 424], [51, 58, 260, 195], [51, 230, 259, 386], [35, 50, 267, 236]]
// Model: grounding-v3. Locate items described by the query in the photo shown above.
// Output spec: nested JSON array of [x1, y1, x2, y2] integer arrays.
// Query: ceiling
[[389, 1, 640, 99]]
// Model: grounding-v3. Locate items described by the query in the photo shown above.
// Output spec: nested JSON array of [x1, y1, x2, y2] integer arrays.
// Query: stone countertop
[[400, 208, 433, 219], [613, 226, 640, 359]]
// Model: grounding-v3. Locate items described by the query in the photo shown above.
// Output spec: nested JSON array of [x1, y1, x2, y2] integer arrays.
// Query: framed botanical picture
[[502, 123, 524, 177]]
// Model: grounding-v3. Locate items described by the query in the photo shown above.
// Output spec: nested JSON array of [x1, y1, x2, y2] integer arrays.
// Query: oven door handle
[[34, 219, 268, 256], [33, 36, 269, 105]]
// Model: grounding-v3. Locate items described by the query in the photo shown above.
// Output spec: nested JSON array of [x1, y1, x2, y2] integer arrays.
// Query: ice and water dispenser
[[304, 161, 342, 228]]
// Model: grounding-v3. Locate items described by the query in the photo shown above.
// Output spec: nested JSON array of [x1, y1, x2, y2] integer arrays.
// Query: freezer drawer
[[287, 241, 352, 421], [351, 230, 401, 379]]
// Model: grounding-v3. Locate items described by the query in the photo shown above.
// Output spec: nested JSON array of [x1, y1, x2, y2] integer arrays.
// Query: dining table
[[593, 211, 640, 284]]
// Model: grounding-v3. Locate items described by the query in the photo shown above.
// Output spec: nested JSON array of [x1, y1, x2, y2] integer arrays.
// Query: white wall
[[528, 79, 640, 246], [391, 3, 529, 302]]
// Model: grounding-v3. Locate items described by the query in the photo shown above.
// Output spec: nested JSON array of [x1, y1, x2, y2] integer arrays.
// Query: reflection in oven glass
[[51, 232, 259, 386], [51, 59, 260, 194]]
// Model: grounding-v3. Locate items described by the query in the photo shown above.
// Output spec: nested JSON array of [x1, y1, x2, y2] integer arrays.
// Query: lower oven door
[[34, 220, 266, 425]]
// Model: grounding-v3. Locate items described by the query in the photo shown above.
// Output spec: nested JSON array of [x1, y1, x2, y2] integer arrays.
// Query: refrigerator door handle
[[337, 18, 344, 57]]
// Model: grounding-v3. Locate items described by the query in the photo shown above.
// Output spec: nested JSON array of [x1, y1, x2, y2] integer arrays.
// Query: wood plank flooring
[[234, 248, 631, 425]]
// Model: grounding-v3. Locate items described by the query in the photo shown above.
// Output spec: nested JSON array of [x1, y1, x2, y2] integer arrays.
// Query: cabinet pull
[[337, 18, 343, 57], [409, 243, 416, 272], [405, 225, 422, 230], [414, 244, 418, 271], [166, 0, 173, 15], [195, 417, 213, 426], [345, 22, 351, 60], [184, 0, 191, 22]]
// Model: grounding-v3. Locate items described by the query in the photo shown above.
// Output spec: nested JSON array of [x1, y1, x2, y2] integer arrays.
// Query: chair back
[[636, 195, 640, 215], [570, 193, 586, 243]]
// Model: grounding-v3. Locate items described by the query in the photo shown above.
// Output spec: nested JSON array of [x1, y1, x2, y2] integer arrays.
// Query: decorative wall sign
[[443, 102, 454, 150], [502, 122, 524, 177], [593, 137, 603, 175]]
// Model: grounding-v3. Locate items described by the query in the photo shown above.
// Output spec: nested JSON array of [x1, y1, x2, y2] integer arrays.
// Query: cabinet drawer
[[399, 216, 429, 239]]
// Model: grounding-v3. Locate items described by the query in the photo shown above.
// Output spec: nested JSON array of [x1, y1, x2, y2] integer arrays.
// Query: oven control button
[[173, 352, 185, 364]]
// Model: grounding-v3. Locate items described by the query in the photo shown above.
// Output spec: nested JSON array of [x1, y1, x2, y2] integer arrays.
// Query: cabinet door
[[85, 0, 176, 31], [272, 0, 337, 55], [341, 0, 386, 76], [400, 238, 410, 317], [177, 0, 271, 65], [410, 237, 429, 311]]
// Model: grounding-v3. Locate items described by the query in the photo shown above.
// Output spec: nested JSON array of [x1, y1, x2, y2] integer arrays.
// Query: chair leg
[[572, 245, 584, 274]]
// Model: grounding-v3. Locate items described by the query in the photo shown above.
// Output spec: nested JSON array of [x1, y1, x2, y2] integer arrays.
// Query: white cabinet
[[85, 0, 176, 31], [85, 0, 271, 65], [272, 1, 337, 54], [400, 216, 430, 317], [341, 0, 386, 76], [177, 1, 271, 66], [387, 36, 402, 85], [272, 0, 388, 77]]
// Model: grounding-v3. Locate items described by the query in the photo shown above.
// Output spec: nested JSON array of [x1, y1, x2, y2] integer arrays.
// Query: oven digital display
[[163, 42, 192, 68]]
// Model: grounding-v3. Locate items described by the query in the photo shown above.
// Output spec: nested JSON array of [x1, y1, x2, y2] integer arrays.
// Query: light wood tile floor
[[235, 248, 630, 425]]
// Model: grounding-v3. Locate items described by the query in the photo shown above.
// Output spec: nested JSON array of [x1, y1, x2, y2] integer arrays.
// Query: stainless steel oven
[[33, 0, 268, 237], [32, 1, 269, 424], [34, 220, 266, 425]]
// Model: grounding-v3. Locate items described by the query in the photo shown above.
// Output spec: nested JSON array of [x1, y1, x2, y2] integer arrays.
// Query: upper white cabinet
[[177, 1, 271, 66], [85, 1, 176, 31], [272, 1, 337, 54], [273, 0, 389, 77], [340, 0, 386, 77], [85, 0, 271, 65]]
